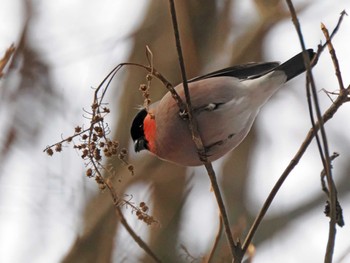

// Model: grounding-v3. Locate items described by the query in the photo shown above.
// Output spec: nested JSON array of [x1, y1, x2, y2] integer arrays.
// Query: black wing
[[188, 49, 315, 83], [188, 62, 280, 83]]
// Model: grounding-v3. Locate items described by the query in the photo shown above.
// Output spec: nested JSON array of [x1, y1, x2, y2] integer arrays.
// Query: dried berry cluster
[[135, 202, 157, 226], [44, 98, 156, 225], [45, 100, 132, 182]]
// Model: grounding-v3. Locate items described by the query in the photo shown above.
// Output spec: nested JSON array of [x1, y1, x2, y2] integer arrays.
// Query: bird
[[130, 49, 315, 166]]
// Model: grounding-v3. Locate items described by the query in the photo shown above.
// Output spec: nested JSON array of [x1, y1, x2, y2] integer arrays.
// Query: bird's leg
[[197, 148, 211, 162], [204, 133, 236, 153], [179, 103, 224, 120], [194, 103, 224, 115]]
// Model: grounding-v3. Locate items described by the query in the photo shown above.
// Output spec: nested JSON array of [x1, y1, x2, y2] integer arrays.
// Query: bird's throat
[[144, 113, 156, 153]]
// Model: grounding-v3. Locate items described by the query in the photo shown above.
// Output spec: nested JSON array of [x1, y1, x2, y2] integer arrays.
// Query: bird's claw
[[179, 109, 189, 120]]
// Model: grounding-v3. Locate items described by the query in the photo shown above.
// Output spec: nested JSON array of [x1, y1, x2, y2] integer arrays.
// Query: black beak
[[134, 137, 147, 152]]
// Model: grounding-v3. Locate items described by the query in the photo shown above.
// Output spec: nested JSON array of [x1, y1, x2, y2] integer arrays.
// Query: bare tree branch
[[167, 1, 243, 261], [0, 44, 15, 78], [242, 80, 350, 255], [207, 214, 223, 263]]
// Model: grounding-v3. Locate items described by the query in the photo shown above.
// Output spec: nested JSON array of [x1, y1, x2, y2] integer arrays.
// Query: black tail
[[276, 49, 315, 81]]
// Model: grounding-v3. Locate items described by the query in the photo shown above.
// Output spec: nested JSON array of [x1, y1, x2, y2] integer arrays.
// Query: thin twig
[[285, 2, 338, 262], [320, 20, 348, 262], [321, 10, 348, 52], [168, 1, 241, 261], [0, 44, 15, 78], [204, 163, 241, 261], [117, 206, 161, 262], [321, 22, 345, 90], [242, 5, 347, 256], [105, 178, 162, 262], [242, 85, 350, 253], [87, 157, 161, 262], [94, 62, 184, 110], [207, 214, 223, 263], [285, 0, 328, 179]]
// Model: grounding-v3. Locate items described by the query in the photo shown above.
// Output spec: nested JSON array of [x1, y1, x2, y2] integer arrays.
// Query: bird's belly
[[197, 107, 257, 161], [155, 108, 257, 166], [154, 90, 258, 166]]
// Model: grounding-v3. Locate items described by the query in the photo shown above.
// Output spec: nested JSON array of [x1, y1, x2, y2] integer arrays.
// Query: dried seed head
[[128, 165, 134, 175], [81, 149, 89, 158], [142, 205, 149, 212], [89, 142, 96, 151], [111, 148, 118, 155], [143, 215, 156, 226], [75, 126, 82, 133], [86, 168, 93, 177], [95, 175, 105, 190], [104, 149, 112, 157], [95, 175, 104, 184], [94, 126, 102, 133], [139, 84, 147, 92], [94, 148, 101, 160], [91, 102, 98, 110], [92, 115, 103, 122], [97, 131, 104, 138], [46, 148, 54, 156], [144, 98, 151, 106], [55, 143, 62, 152]]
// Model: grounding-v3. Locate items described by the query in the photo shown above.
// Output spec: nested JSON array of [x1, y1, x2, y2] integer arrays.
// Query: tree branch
[[242, 83, 350, 254], [207, 214, 223, 263], [167, 0, 242, 261]]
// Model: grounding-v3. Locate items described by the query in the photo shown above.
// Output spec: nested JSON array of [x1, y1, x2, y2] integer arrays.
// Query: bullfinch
[[131, 49, 315, 166]]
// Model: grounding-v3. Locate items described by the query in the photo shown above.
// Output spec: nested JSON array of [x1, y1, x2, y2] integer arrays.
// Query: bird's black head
[[130, 109, 149, 152]]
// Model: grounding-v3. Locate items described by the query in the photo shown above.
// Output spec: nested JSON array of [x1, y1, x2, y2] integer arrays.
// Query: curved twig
[[207, 215, 223, 263]]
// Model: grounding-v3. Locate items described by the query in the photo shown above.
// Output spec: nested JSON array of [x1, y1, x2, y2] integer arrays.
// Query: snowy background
[[0, 0, 350, 262]]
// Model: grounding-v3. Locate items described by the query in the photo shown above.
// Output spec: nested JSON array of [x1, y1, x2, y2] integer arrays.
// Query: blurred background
[[0, 0, 350, 262]]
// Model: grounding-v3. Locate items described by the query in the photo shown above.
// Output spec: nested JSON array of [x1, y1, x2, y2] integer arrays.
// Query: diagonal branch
[[242, 83, 350, 254], [242, 5, 348, 259], [285, 3, 346, 263], [105, 180, 162, 263], [0, 44, 15, 78], [207, 214, 223, 263]]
